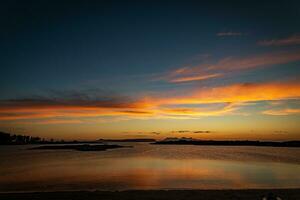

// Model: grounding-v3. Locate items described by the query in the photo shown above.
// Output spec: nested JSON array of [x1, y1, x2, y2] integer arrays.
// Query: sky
[[0, 0, 300, 140]]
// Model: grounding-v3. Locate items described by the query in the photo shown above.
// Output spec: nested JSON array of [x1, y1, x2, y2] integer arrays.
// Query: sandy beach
[[1, 189, 300, 200]]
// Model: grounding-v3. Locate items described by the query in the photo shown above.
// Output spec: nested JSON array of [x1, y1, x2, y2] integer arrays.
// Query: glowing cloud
[[157, 80, 300, 105], [258, 34, 300, 46], [0, 80, 300, 123], [262, 108, 300, 116], [169, 73, 222, 83], [159, 103, 238, 117], [166, 50, 300, 83]]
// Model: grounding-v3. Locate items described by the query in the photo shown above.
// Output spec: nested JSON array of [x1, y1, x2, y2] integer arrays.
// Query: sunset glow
[[0, 1, 299, 141]]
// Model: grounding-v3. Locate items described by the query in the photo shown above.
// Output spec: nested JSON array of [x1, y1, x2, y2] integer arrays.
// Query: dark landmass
[[153, 139, 300, 147], [98, 138, 156, 142], [29, 144, 129, 151], [0, 131, 155, 145], [0, 131, 46, 145], [0, 189, 299, 200], [0, 131, 103, 145]]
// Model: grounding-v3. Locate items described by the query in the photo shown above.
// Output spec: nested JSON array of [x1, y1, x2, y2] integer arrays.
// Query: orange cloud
[[0, 97, 154, 121], [166, 50, 300, 83], [156, 80, 300, 105], [258, 34, 300, 46], [1, 80, 300, 123], [169, 73, 222, 83], [159, 103, 238, 117], [0, 108, 155, 121], [29, 119, 83, 124], [262, 108, 300, 116]]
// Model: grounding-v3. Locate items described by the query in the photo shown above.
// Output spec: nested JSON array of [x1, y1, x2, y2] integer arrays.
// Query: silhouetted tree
[[0, 132, 12, 144]]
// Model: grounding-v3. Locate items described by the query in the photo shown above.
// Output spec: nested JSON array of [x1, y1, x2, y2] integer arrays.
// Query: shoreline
[[153, 140, 300, 147], [1, 189, 300, 200]]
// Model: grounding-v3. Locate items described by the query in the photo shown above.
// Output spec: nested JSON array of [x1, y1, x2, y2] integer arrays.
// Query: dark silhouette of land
[[30, 144, 130, 151], [3, 131, 300, 147], [0, 189, 299, 200], [0, 131, 90, 145], [153, 138, 300, 147], [0, 131, 155, 145], [0, 131, 47, 145]]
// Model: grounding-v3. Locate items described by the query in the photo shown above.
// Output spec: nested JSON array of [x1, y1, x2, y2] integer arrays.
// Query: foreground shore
[[1, 189, 300, 200]]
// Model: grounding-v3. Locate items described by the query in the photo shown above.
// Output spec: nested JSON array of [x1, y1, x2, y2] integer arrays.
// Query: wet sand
[[1, 189, 299, 200]]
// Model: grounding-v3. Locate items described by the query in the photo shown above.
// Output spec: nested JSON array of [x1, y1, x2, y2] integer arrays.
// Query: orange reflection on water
[[1, 154, 300, 192]]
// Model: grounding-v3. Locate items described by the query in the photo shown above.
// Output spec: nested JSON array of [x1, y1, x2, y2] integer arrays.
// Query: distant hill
[[153, 139, 300, 147]]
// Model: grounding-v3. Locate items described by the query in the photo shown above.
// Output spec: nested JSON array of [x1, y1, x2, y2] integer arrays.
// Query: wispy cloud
[[216, 31, 243, 36], [262, 108, 300, 116], [171, 130, 190, 133], [193, 131, 211, 133], [157, 80, 300, 105], [150, 132, 160, 135], [159, 103, 239, 117], [165, 50, 300, 83], [0, 90, 153, 121], [29, 119, 83, 124], [258, 34, 300, 46], [169, 73, 222, 83], [1, 79, 300, 123]]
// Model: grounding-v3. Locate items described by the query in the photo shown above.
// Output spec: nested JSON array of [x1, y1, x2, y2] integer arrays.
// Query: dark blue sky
[[1, 0, 300, 98]]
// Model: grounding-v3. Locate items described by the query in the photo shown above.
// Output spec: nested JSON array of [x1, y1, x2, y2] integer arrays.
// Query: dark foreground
[[1, 189, 300, 200]]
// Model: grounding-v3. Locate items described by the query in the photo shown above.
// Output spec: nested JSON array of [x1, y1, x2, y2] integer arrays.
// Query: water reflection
[[0, 144, 300, 192]]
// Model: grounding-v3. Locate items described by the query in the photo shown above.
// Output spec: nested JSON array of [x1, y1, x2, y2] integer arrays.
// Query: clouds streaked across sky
[[216, 32, 243, 36], [0, 0, 300, 140], [258, 34, 300, 46]]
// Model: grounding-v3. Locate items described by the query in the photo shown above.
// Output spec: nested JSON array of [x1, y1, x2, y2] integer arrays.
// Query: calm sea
[[0, 143, 300, 192]]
